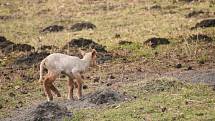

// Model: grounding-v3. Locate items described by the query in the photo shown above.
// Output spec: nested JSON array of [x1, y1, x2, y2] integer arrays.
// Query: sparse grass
[[71, 78, 215, 121]]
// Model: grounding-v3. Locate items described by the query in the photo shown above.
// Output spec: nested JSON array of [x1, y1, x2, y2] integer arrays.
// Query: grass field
[[0, 0, 215, 120]]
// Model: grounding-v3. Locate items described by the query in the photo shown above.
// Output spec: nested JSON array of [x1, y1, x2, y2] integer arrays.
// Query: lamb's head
[[80, 49, 97, 66]]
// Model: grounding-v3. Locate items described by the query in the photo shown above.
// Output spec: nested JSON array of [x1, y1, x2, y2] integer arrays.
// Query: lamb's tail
[[38, 58, 46, 84]]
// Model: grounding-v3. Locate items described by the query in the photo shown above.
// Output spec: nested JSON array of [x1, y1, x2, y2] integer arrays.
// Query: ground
[[0, 0, 215, 121]]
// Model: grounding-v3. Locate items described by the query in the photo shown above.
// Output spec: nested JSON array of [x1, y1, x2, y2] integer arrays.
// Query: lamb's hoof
[[67, 97, 74, 101]]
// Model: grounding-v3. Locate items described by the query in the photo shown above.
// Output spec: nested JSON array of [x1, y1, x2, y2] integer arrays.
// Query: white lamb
[[38, 49, 97, 101]]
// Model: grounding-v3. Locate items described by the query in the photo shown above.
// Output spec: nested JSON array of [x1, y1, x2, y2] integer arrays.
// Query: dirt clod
[[175, 64, 182, 68], [70, 22, 96, 31], [144, 37, 170, 48], [41, 25, 64, 33], [186, 10, 204, 18]]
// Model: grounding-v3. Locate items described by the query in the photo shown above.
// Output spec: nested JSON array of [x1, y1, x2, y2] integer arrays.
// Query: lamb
[[38, 49, 97, 101]]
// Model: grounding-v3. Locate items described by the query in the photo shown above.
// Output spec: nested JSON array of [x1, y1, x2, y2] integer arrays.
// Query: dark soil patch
[[70, 22, 96, 31], [144, 37, 170, 48], [14, 52, 50, 66], [192, 19, 215, 29], [63, 38, 106, 53], [88, 89, 126, 105], [118, 40, 133, 45], [0, 36, 34, 54], [2, 102, 72, 121], [41, 25, 64, 33], [187, 34, 213, 43]]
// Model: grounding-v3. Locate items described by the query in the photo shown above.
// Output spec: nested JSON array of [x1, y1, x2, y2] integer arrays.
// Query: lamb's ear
[[92, 49, 97, 57], [78, 49, 86, 56]]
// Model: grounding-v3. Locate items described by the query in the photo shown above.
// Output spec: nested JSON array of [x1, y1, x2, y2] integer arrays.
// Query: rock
[[144, 37, 170, 48], [70, 22, 96, 31], [41, 25, 64, 33]]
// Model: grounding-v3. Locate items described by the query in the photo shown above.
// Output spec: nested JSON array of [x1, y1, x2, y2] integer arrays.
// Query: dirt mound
[[70, 22, 96, 31], [3, 102, 72, 121], [30, 102, 72, 121], [14, 52, 50, 66], [192, 19, 215, 29], [63, 38, 106, 52], [0, 36, 34, 54], [141, 78, 185, 93], [3, 44, 34, 53], [187, 34, 213, 43], [144, 37, 170, 48], [88, 89, 126, 105], [41, 25, 64, 33]]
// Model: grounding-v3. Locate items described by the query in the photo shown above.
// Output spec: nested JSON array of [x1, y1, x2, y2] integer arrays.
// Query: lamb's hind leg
[[43, 72, 58, 101]]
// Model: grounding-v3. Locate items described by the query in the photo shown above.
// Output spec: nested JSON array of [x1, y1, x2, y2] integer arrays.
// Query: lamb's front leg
[[73, 73, 83, 100], [67, 77, 74, 100]]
